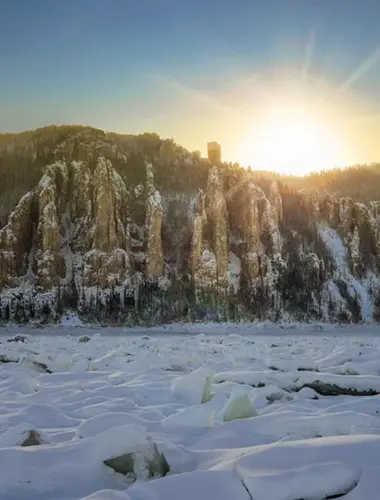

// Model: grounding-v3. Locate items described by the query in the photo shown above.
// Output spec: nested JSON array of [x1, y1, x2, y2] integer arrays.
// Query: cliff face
[[1, 127, 380, 324], [204, 166, 228, 290], [191, 189, 218, 291], [145, 163, 164, 281], [83, 157, 131, 289], [0, 191, 34, 289], [229, 178, 263, 284]]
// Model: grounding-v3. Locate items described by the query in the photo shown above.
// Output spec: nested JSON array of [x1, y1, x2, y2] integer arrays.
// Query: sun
[[238, 107, 344, 175]]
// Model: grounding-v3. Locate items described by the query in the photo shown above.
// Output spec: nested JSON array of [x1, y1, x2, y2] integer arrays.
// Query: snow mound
[[162, 404, 215, 429], [239, 461, 360, 500], [80, 492, 132, 500], [0, 403, 80, 431], [127, 470, 250, 500], [80, 490, 131, 500], [76, 413, 146, 439]]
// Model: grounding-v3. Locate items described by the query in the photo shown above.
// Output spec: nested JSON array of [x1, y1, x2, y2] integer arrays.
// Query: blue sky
[[1, 0, 380, 168]]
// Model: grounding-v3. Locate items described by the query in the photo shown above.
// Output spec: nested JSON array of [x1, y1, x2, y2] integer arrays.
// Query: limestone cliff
[[268, 180, 283, 222], [35, 163, 66, 289], [205, 166, 228, 290], [0, 127, 380, 324], [145, 163, 164, 280], [190, 189, 218, 290], [190, 190, 206, 279], [81, 158, 131, 288], [0, 192, 34, 289], [230, 178, 264, 282], [71, 161, 92, 252]]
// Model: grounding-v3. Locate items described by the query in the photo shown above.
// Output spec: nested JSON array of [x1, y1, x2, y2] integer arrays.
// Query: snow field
[[0, 325, 380, 498]]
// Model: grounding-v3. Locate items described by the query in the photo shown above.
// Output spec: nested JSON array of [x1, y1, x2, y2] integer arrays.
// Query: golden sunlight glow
[[155, 69, 380, 173], [238, 107, 345, 175]]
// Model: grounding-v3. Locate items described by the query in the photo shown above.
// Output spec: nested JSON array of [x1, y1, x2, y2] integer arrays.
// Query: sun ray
[[149, 72, 248, 121], [302, 28, 316, 80], [340, 46, 380, 92]]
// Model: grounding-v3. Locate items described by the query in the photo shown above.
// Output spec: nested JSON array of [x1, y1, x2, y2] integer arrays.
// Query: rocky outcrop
[[228, 175, 282, 286], [190, 190, 206, 279], [0, 156, 133, 291], [83, 157, 131, 288], [35, 163, 67, 289], [262, 181, 283, 257], [239, 181, 264, 282], [92, 157, 128, 252], [190, 190, 219, 291], [268, 180, 283, 222], [205, 166, 228, 290], [314, 195, 380, 276], [0, 191, 34, 288], [190, 167, 229, 292], [145, 163, 164, 280], [71, 161, 92, 251]]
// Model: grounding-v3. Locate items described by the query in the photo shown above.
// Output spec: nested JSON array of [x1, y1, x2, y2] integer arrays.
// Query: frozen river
[[0, 323, 380, 499]]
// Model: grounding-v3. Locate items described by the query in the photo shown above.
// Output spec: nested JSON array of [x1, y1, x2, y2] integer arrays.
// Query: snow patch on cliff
[[228, 252, 241, 294], [318, 224, 373, 321], [61, 210, 74, 284]]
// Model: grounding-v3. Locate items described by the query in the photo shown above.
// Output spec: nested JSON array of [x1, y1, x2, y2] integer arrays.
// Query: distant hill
[[251, 165, 380, 203]]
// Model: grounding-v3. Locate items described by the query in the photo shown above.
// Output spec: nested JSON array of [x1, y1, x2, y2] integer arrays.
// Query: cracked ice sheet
[[0, 325, 380, 499]]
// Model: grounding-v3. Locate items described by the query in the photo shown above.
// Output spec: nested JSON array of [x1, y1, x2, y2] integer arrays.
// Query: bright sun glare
[[239, 107, 344, 175]]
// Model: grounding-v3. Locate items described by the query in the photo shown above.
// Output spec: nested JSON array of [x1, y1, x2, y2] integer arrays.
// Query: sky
[[1, 0, 380, 173]]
